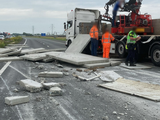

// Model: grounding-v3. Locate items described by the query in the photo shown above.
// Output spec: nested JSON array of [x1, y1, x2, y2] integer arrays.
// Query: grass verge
[[0, 36, 23, 48]]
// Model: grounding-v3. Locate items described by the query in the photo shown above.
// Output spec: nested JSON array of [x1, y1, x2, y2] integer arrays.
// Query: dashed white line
[[0, 62, 11, 76]]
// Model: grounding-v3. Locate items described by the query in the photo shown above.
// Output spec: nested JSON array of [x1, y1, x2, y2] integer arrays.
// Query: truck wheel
[[67, 40, 72, 47], [116, 41, 127, 58], [151, 45, 160, 66]]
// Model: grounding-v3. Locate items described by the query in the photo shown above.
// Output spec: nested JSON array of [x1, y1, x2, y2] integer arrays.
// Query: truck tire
[[116, 41, 127, 58], [67, 40, 72, 47], [151, 45, 160, 66]]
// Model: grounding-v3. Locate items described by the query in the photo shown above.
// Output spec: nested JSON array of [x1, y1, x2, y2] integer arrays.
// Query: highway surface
[[0, 37, 160, 120]]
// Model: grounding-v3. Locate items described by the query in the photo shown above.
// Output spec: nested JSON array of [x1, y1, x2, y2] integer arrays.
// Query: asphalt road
[[0, 37, 160, 120]]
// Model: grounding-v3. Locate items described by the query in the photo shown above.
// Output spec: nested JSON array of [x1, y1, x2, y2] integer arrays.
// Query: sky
[[0, 0, 159, 34]]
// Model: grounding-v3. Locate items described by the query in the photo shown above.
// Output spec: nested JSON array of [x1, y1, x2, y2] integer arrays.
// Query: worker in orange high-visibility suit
[[102, 25, 115, 58], [90, 21, 99, 56]]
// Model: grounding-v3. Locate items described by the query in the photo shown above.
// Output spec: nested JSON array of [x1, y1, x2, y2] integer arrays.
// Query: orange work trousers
[[103, 43, 111, 58]]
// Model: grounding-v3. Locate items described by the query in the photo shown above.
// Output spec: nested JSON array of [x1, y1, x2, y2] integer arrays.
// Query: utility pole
[[32, 26, 34, 35], [51, 24, 53, 35]]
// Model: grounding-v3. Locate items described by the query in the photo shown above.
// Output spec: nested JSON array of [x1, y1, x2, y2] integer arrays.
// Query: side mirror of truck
[[64, 22, 66, 30]]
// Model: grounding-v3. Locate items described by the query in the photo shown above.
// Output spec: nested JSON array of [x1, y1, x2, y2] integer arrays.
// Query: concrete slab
[[0, 54, 8, 57], [47, 52, 109, 65], [5, 96, 30, 105], [0, 48, 16, 54], [84, 62, 111, 68], [99, 78, 160, 101], [20, 53, 47, 61], [20, 48, 45, 54], [38, 72, 63, 78], [49, 87, 62, 96], [19, 79, 43, 92], [6, 49, 21, 56], [65, 34, 90, 53], [0, 57, 23, 62], [120, 63, 151, 70], [43, 57, 54, 62], [110, 61, 121, 66], [42, 83, 61, 90], [98, 71, 123, 82]]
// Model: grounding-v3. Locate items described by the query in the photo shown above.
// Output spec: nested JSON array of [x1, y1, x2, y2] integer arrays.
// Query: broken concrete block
[[56, 64, 63, 68], [19, 79, 43, 92], [110, 61, 121, 66], [38, 72, 63, 78], [20, 48, 45, 55], [76, 68, 83, 72], [20, 53, 47, 61], [49, 87, 62, 96], [43, 57, 54, 63], [42, 83, 61, 90], [0, 54, 8, 57], [0, 57, 23, 62], [102, 116, 109, 120], [5, 96, 30, 105], [84, 62, 111, 68]]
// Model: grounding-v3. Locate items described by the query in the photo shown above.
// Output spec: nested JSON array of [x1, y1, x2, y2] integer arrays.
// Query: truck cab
[[64, 8, 100, 47]]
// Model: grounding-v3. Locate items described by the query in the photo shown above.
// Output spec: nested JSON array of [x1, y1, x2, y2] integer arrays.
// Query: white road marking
[[0, 76, 23, 120], [0, 62, 12, 76], [59, 105, 77, 120], [9, 65, 30, 79]]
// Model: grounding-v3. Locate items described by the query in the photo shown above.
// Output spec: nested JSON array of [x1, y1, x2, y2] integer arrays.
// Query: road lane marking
[[9, 65, 30, 79], [0, 62, 12, 76], [0, 76, 23, 120]]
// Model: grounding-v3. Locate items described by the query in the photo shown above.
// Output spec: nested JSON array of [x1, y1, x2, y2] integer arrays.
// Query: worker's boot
[[130, 63, 136, 66], [125, 61, 128, 66]]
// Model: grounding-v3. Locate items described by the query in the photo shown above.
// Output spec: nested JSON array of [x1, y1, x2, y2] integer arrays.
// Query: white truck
[[64, 8, 160, 66], [64, 8, 100, 47]]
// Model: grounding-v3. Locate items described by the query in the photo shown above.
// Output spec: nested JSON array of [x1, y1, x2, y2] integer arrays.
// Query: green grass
[[0, 36, 23, 48], [28, 36, 66, 41]]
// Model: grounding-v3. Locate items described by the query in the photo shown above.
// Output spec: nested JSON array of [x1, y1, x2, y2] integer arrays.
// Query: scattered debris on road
[[19, 79, 43, 92], [38, 72, 63, 78], [49, 87, 62, 96], [5, 96, 30, 105]]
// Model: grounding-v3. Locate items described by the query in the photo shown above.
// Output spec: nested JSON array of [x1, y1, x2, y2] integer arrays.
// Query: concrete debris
[[19, 79, 43, 92], [102, 116, 109, 120], [49, 87, 62, 96], [35, 96, 43, 102], [0, 48, 16, 54], [20, 48, 45, 55], [98, 71, 123, 82], [76, 68, 83, 72], [6, 49, 21, 56], [38, 72, 63, 78], [56, 64, 63, 68], [65, 34, 90, 53], [13, 88, 19, 92], [113, 111, 117, 115], [119, 113, 124, 116], [37, 65, 44, 70], [46, 52, 109, 66], [63, 72, 69, 76], [5, 96, 30, 105], [0, 57, 23, 62], [84, 69, 91, 72], [0, 54, 8, 57], [75, 74, 101, 81], [61, 69, 69, 72], [20, 53, 47, 61], [42, 83, 61, 90], [110, 61, 121, 66], [43, 57, 54, 63], [117, 116, 120, 119], [84, 62, 110, 68]]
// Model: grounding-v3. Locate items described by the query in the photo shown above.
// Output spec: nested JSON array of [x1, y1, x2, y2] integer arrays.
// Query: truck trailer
[[64, 3, 160, 66]]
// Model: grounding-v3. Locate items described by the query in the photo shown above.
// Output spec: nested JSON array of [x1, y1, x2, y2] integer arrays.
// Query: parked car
[[0, 35, 5, 40]]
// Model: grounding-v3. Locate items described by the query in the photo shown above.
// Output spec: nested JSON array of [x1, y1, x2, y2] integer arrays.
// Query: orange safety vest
[[102, 32, 114, 44], [90, 26, 99, 40]]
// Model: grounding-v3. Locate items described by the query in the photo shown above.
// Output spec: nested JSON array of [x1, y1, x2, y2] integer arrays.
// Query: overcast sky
[[0, 0, 159, 34]]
